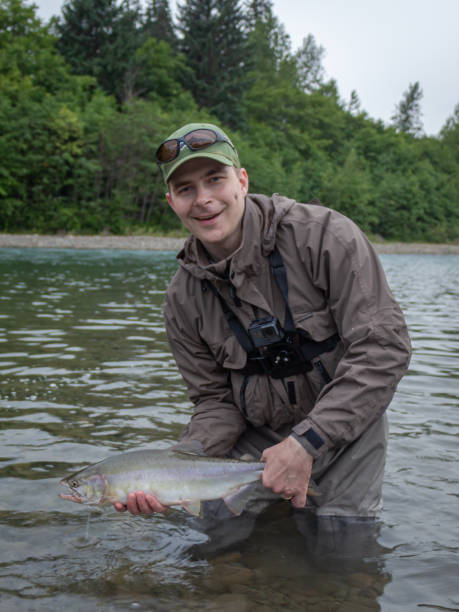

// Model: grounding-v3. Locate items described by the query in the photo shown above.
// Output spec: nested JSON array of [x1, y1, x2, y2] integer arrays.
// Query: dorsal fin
[[170, 440, 206, 456]]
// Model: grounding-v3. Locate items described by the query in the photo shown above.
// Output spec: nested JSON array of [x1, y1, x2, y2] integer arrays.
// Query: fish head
[[59, 469, 107, 506]]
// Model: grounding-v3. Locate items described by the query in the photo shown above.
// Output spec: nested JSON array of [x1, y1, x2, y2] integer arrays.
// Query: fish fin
[[239, 453, 258, 462], [170, 440, 206, 456], [223, 483, 257, 516], [307, 479, 321, 497], [182, 500, 203, 517]]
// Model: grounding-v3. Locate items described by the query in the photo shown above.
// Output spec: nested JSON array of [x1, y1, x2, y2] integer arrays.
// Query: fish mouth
[[59, 492, 83, 503], [59, 479, 83, 504], [59, 479, 104, 506]]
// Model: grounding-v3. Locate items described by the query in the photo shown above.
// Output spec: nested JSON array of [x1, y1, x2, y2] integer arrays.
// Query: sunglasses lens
[[184, 129, 217, 150], [156, 129, 225, 165], [157, 140, 180, 163]]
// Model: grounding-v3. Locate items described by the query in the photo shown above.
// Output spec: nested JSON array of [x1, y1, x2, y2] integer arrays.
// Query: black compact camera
[[248, 317, 285, 348]]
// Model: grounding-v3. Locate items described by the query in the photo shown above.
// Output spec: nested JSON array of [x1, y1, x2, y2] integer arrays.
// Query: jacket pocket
[[230, 371, 295, 430], [293, 308, 338, 341], [293, 309, 344, 395], [208, 334, 247, 370]]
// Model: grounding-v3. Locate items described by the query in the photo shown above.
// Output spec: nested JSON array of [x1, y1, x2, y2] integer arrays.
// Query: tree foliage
[[391, 81, 424, 136], [56, 0, 124, 94], [177, 0, 247, 128], [295, 34, 326, 93], [1, 0, 458, 242], [144, 0, 176, 45]]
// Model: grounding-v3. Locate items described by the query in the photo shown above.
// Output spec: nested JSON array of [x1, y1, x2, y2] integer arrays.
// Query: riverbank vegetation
[[1, 0, 459, 241]]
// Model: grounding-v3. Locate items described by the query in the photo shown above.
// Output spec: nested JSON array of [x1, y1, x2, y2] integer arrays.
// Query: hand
[[261, 435, 313, 509], [114, 491, 168, 516]]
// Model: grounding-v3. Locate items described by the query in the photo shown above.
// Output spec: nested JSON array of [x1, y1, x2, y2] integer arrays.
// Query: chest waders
[[202, 248, 339, 417]]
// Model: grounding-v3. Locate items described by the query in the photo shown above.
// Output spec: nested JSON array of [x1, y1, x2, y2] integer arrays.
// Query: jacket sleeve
[[163, 291, 247, 456], [291, 211, 412, 458]]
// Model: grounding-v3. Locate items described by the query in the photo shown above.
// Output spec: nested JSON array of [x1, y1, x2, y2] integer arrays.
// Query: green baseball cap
[[157, 122, 240, 183]]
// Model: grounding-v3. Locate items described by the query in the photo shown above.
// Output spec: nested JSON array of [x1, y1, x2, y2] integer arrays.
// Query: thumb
[[291, 490, 307, 509], [260, 448, 270, 463]]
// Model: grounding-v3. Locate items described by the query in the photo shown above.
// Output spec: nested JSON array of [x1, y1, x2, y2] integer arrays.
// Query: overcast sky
[[33, 0, 459, 136]]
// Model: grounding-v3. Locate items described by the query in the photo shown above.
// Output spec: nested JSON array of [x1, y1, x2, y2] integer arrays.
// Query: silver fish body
[[59, 447, 265, 516]]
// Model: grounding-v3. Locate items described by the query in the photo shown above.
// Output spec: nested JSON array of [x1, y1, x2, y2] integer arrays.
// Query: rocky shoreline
[[0, 233, 458, 254]]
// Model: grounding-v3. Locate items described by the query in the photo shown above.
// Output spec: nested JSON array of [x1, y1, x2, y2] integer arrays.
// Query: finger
[[136, 492, 155, 515], [145, 494, 167, 514], [262, 473, 287, 494], [114, 502, 127, 513], [126, 492, 142, 515], [291, 491, 307, 509], [261, 471, 279, 491], [261, 446, 275, 463]]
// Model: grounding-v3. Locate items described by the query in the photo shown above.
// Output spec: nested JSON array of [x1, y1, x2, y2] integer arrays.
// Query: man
[[115, 122, 411, 519]]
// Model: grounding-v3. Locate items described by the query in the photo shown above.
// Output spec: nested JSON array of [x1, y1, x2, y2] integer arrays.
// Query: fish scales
[[100, 450, 262, 505], [59, 447, 265, 516]]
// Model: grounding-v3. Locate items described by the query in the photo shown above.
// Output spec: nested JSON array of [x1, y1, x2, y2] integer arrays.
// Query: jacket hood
[[176, 194, 296, 281]]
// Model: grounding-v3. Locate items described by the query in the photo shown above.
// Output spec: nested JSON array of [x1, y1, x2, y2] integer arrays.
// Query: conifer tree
[[243, 0, 272, 30], [56, 0, 142, 102], [391, 81, 424, 136], [440, 103, 459, 162], [243, 0, 292, 84], [348, 90, 361, 115], [295, 33, 325, 93], [242, 0, 299, 125], [177, 0, 247, 128], [144, 0, 176, 46], [56, 0, 120, 84], [441, 102, 459, 134]]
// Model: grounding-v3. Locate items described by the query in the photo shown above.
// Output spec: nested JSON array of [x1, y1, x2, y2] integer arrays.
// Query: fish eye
[[70, 480, 79, 488]]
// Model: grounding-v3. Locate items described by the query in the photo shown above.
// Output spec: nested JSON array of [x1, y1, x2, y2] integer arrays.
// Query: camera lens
[[263, 327, 275, 337]]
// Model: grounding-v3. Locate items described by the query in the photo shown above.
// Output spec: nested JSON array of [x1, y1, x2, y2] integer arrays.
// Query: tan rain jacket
[[164, 194, 411, 458]]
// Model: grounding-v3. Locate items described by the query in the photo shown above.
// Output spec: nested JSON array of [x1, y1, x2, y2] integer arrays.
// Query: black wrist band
[[290, 427, 325, 451], [290, 431, 310, 451]]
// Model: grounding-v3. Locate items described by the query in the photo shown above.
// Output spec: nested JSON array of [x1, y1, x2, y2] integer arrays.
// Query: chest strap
[[201, 248, 339, 379]]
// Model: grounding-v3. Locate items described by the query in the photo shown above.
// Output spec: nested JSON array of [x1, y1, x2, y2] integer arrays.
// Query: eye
[[176, 185, 192, 195], [71, 480, 79, 488]]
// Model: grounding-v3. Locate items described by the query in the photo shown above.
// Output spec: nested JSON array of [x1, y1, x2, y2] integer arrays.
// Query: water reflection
[[1, 249, 458, 611]]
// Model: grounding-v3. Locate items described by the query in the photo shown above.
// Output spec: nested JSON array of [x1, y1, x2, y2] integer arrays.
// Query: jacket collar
[[176, 194, 295, 282]]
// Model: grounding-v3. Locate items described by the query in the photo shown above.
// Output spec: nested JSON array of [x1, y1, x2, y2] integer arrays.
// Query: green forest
[[1, 0, 459, 241]]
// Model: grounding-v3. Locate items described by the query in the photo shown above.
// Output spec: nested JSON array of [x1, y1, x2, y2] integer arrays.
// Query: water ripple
[[0, 249, 458, 611]]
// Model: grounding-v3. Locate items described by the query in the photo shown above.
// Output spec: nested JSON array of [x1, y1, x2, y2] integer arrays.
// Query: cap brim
[[163, 148, 238, 183]]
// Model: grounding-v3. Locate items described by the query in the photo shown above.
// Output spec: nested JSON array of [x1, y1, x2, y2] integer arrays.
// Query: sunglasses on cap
[[156, 128, 236, 164]]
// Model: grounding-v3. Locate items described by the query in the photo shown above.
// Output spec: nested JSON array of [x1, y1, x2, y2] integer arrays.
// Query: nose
[[194, 182, 212, 206]]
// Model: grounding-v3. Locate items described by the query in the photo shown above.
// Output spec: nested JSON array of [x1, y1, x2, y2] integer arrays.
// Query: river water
[[0, 248, 457, 612]]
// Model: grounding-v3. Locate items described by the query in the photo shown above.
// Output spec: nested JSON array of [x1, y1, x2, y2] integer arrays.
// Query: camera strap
[[201, 248, 339, 377], [269, 247, 296, 335], [202, 279, 256, 355], [202, 247, 293, 354]]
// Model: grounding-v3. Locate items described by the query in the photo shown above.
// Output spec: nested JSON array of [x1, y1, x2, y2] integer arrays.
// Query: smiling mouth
[[195, 211, 221, 222]]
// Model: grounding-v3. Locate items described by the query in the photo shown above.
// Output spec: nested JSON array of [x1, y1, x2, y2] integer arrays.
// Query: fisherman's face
[[166, 158, 249, 261]]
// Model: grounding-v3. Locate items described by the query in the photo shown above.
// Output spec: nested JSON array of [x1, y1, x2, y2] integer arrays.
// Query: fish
[[59, 445, 267, 517]]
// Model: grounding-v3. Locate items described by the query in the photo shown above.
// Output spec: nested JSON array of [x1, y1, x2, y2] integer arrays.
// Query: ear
[[166, 191, 175, 210], [238, 167, 249, 196]]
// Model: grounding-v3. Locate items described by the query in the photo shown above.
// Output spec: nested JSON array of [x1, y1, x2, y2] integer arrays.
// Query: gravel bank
[[0, 233, 458, 254], [0, 233, 186, 252]]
